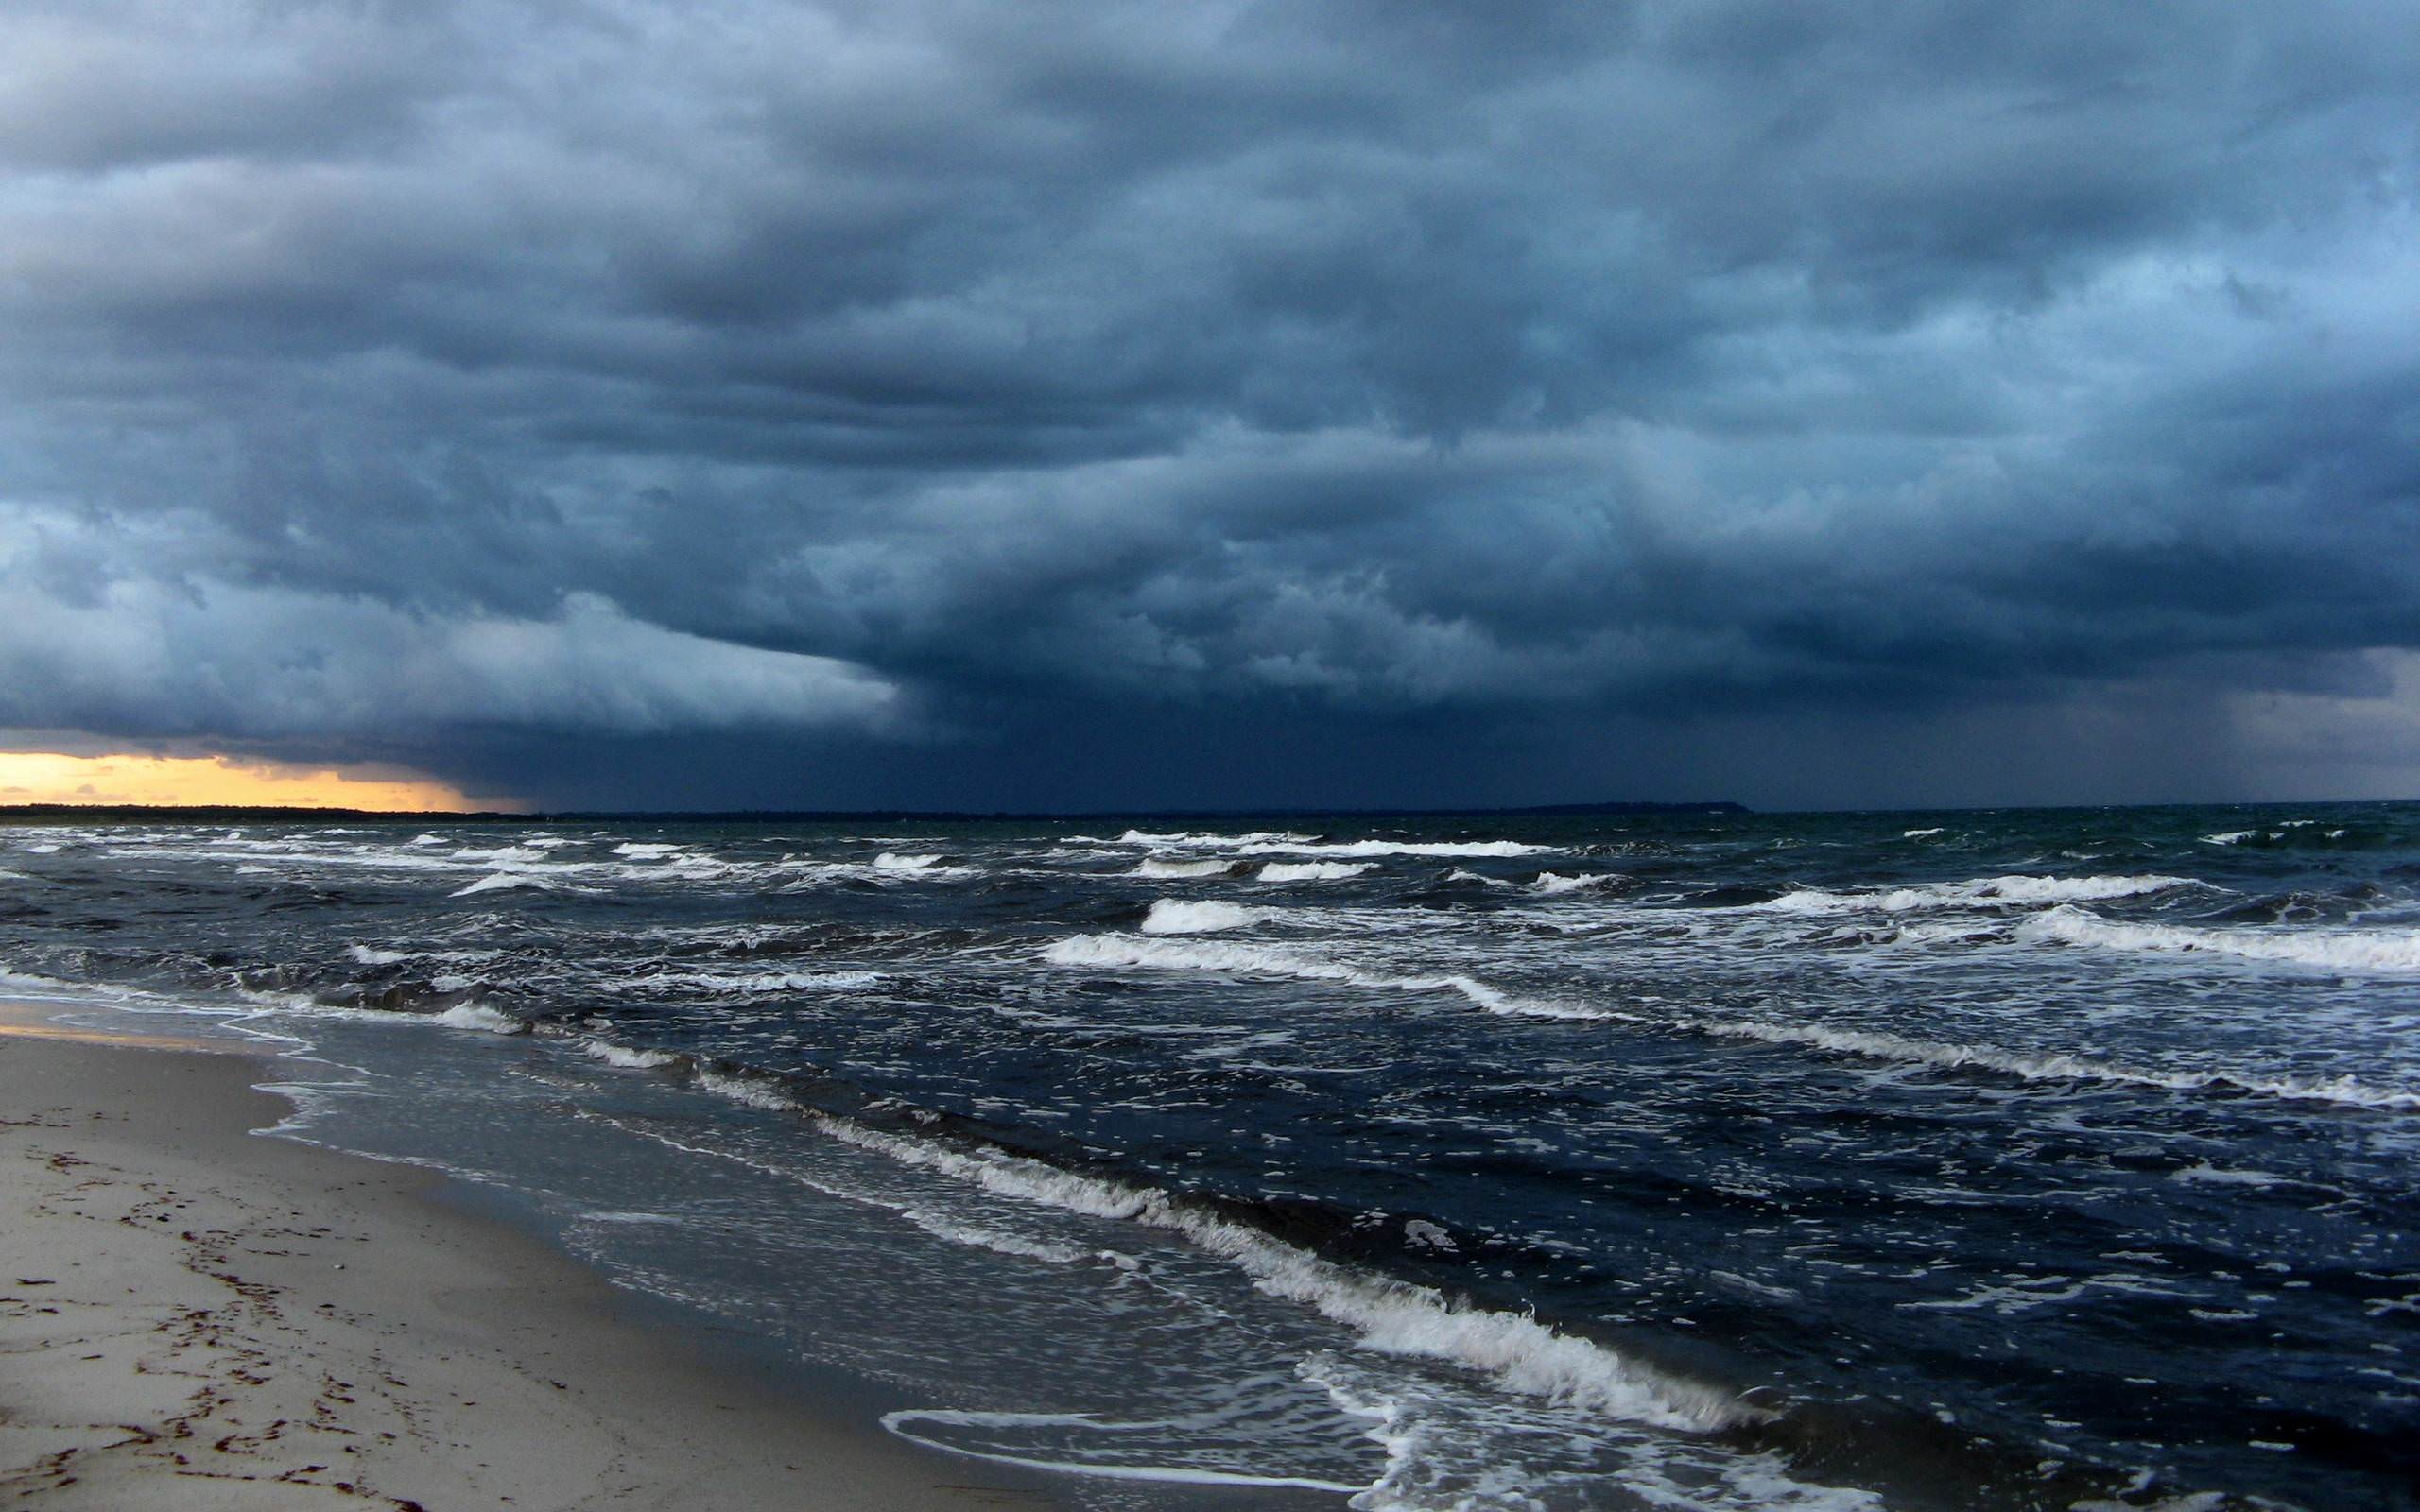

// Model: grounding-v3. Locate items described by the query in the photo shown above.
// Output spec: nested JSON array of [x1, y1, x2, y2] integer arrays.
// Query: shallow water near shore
[[2, 803, 2415, 1510]]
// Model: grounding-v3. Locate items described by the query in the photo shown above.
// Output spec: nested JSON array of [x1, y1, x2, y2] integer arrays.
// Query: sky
[[1, 1, 2415, 813], [0, 749, 471, 809]]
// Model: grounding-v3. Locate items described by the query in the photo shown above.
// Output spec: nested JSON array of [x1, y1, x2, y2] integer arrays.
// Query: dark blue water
[[2, 804, 2415, 1510]]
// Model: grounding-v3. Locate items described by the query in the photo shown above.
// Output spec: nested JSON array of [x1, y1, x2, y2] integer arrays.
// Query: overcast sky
[[3, 1, 2415, 811]]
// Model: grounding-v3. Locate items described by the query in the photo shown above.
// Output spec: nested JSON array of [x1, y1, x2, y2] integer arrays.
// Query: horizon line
[[1, 797, 2407, 824]]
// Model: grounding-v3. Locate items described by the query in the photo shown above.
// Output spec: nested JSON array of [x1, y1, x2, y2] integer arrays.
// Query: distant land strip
[[0, 800, 1750, 824]]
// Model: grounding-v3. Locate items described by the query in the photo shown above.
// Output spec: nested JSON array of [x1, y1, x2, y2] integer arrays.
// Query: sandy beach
[[0, 1019, 1057, 1511]]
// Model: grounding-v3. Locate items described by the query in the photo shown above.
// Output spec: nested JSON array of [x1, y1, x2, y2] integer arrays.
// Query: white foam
[[346, 945, 411, 965], [434, 1003, 525, 1034], [1324, 1357, 1869, 1512], [1118, 830, 1309, 848], [583, 1040, 679, 1069], [613, 842, 683, 859], [1242, 839, 1555, 858], [1132, 858, 1235, 878], [1882, 919, 2007, 947], [120, 842, 551, 878], [632, 968, 884, 994], [0, 966, 127, 1000], [451, 871, 550, 896], [650, 853, 740, 881], [878, 1407, 1364, 1493], [2020, 905, 2420, 973], [883, 1215, 1085, 1267], [1113, 830, 1552, 858], [1042, 934, 1548, 1019], [1049, 932, 2420, 1110], [696, 1068, 794, 1111], [1530, 871, 1623, 896], [1656, 1009, 2420, 1111], [873, 852, 943, 870], [2202, 831, 2257, 846], [1257, 861, 1373, 882], [1902, 828, 1945, 838], [1140, 900, 1264, 935], [1047, 933, 1358, 980], [2169, 1163, 2290, 1188], [452, 845, 546, 863], [1759, 874, 2197, 915]]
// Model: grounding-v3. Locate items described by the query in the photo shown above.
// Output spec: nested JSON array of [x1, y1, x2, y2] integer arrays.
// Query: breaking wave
[[583, 1040, 679, 1069], [1111, 831, 1553, 859], [2020, 906, 2420, 973], [1258, 861, 1373, 882], [1044, 934, 1551, 1018], [434, 1002, 526, 1034], [1530, 871, 1626, 896], [1132, 857, 1237, 879], [451, 871, 553, 897], [1245, 839, 1556, 859], [1119, 830, 1311, 849], [1140, 900, 1265, 935], [1757, 874, 2200, 914]]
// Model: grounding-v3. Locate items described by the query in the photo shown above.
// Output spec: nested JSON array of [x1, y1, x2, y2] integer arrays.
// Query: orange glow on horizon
[[0, 750, 492, 811]]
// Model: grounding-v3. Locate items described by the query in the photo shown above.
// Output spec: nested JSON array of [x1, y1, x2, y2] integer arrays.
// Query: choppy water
[[2, 804, 2415, 1510]]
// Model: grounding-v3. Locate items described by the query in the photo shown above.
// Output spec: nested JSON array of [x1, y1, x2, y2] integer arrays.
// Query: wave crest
[[2020, 905, 2420, 973], [1132, 857, 1236, 879], [1757, 874, 2198, 915], [1140, 900, 1264, 935], [1258, 861, 1372, 882]]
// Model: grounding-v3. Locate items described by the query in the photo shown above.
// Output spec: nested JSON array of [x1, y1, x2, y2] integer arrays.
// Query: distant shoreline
[[0, 799, 1751, 823], [7, 797, 2396, 825]]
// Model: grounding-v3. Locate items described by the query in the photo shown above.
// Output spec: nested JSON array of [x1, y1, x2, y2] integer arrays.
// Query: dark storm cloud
[[2, 0, 2416, 806]]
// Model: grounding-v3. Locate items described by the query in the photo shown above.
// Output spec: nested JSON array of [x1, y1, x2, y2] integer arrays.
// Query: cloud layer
[[3, 1, 2415, 807]]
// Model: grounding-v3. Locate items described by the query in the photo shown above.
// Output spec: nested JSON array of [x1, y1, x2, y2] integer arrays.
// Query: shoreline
[[0, 1018, 1069, 1510]]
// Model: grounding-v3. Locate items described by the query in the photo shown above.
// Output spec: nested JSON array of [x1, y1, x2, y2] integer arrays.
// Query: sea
[[0, 803, 2413, 1511]]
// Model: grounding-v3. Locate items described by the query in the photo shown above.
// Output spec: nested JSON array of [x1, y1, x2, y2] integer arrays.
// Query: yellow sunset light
[[0, 751, 489, 812]]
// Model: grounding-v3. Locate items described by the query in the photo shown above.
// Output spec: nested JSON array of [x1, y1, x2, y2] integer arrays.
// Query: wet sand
[[0, 1021, 1061, 1510]]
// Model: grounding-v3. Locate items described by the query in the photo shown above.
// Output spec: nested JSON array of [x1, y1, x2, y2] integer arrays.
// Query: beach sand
[[0, 1021, 1062, 1510]]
